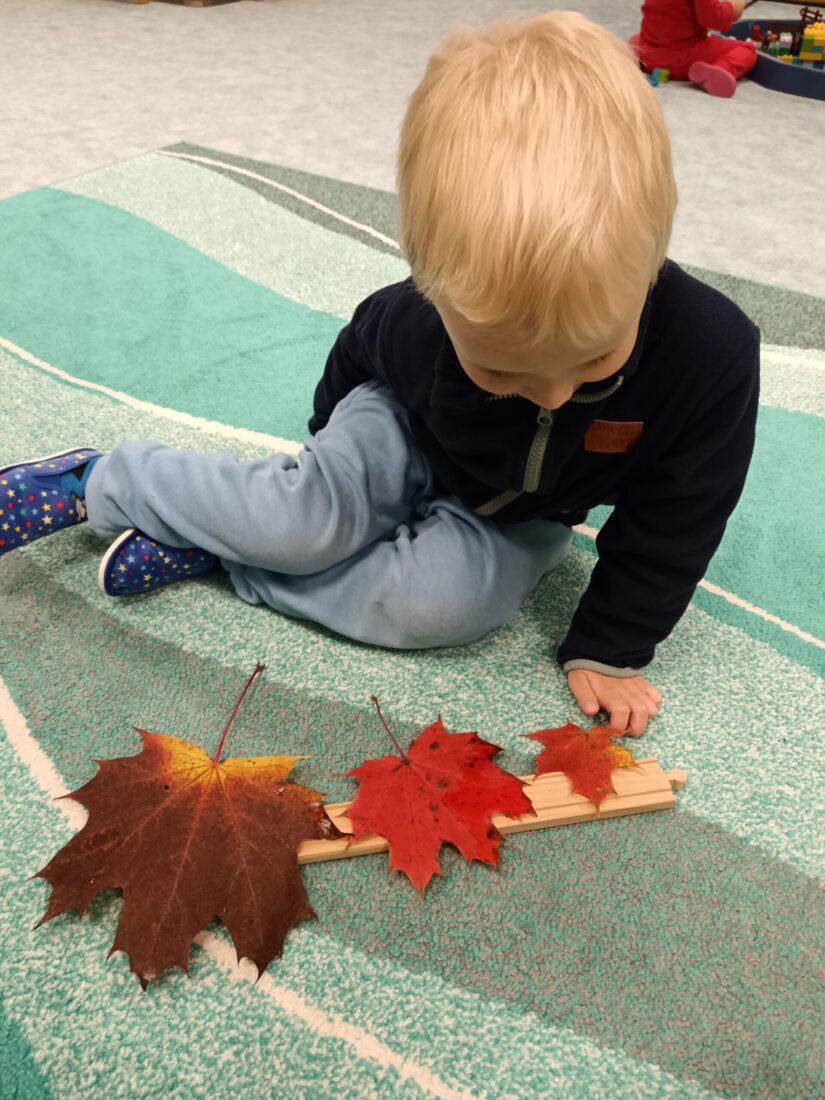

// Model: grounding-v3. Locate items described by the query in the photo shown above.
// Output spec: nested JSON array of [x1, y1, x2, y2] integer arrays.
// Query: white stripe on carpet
[[195, 931, 476, 1100], [0, 335, 302, 457], [158, 150, 402, 252]]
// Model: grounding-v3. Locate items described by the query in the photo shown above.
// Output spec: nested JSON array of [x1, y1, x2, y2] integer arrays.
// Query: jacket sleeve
[[308, 290, 390, 434], [694, 0, 737, 32], [558, 332, 760, 672]]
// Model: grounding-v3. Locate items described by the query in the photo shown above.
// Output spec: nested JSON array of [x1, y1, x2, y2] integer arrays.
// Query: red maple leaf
[[526, 720, 638, 808], [344, 699, 534, 893]]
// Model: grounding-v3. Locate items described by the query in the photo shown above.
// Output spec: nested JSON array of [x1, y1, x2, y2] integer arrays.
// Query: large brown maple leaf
[[345, 700, 534, 893], [35, 666, 342, 987]]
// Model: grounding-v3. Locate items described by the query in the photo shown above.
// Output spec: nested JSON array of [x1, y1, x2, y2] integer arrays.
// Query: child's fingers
[[567, 671, 661, 734], [607, 691, 655, 734], [566, 670, 600, 714], [608, 703, 632, 733]]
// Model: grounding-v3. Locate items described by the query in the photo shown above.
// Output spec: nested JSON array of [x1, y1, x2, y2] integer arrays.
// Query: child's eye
[[485, 369, 508, 380], [589, 353, 612, 367]]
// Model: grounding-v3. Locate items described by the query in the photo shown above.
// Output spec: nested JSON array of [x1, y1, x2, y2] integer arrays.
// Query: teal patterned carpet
[[0, 146, 823, 1099]]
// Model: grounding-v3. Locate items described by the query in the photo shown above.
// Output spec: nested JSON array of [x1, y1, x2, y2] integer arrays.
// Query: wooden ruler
[[298, 758, 686, 865]]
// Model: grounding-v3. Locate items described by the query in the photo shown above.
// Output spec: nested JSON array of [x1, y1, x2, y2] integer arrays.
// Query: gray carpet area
[[1, 0, 822, 296]]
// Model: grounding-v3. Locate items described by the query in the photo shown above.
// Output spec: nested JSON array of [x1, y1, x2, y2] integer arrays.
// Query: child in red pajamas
[[638, 0, 757, 97]]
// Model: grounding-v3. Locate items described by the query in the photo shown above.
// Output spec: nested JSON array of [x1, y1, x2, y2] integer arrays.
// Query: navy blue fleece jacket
[[309, 260, 760, 676]]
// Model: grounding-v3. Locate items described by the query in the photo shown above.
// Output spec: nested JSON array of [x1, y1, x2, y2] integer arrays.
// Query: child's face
[[437, 300, 644, 411]]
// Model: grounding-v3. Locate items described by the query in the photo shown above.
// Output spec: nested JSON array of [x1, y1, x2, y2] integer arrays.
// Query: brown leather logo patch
[[584, 419, 644, 454]]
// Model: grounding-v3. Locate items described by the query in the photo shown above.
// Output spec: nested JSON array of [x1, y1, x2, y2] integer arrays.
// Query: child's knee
[[735, 43, 758, 74], [375, 581, 514, 649]]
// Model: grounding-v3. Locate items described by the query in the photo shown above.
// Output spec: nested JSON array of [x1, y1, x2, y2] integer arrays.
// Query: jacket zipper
[[474, 374, 623, 516], [474, 406, 553, 515], [523, 407, 553, 492]]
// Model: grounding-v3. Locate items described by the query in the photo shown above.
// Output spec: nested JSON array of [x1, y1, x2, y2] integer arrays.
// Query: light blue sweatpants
[[85, 382, 572, 648]]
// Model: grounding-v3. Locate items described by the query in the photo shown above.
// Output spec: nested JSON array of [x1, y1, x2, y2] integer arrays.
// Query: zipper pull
[[537, 407, 553, 427]]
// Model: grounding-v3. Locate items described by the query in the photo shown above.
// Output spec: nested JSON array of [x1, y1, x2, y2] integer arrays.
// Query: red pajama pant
[[639, 35, 758, 80]]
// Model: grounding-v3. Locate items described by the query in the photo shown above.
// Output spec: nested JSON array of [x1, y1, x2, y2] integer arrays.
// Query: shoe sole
[[0, 447, 101, 478], [688, 62, 736, 98], [98, 527, 138, 596]]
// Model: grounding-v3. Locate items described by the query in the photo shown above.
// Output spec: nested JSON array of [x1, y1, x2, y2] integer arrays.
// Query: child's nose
[[527, 383, 576, 410]]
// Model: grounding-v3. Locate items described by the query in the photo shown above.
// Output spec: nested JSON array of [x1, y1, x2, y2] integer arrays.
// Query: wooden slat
[[298, 758, 685, 865], [316, 758, 669, 820], [499, 788, 677, 833], [523, 759, 672, 809]]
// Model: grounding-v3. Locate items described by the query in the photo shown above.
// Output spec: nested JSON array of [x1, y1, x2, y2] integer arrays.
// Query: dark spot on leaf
[[436, 779, 450, 788], [429, 741, 439, 750]]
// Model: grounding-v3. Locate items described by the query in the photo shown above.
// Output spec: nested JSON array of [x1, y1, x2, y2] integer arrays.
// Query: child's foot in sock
[[99, 529, 217, 597], [0, 449, 102, 556], [688, 62, 736, 98]]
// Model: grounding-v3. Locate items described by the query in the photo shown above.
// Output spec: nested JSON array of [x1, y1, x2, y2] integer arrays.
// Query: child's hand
[[567, 670, 662, 735]]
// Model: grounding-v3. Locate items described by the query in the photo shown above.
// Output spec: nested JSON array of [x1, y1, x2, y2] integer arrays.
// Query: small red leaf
[[526, 721, 637, 808]]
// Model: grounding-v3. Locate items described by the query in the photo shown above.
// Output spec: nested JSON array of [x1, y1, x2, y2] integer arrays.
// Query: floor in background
[[0, 0, 823, 296]]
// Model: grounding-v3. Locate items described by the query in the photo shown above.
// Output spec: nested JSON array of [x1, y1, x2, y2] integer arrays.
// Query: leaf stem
[[370, 695, 410, 762], [214, 663, 266, 764]]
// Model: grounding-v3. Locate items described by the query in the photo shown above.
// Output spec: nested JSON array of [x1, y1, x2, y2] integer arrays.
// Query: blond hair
[[397, 11, 677, 350]]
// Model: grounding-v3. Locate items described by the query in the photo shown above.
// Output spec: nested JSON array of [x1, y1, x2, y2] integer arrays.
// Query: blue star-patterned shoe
[[0, 448, 102, 557], [98, 528, 217, 597]]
